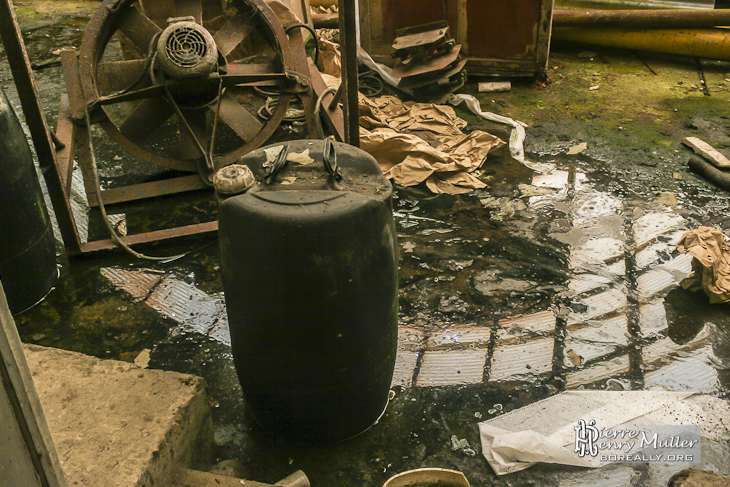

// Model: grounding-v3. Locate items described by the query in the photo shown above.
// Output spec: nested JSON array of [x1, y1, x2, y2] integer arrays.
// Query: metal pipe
[[552, 27, 730, 60], [688, 155, 730, 192], [556, 0, 715, 9], [554, 8, 730, 27]]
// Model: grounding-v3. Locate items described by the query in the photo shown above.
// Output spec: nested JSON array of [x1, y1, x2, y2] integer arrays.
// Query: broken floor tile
[[398, 326, 425, 351], [568, 287, 627, 324], [415, 349, 487, 387], [488, 338, 554, 382], [571, 191, 623, 230], [563, 339, 622, 369], [146, 277, 225, 336], [570, 237, 624, 270], [565, 355, 630, 389], [497, 311, 555, 343], [392, 350, 420, 388], [639, 300, 669, 337], [633, 211, 685, 248], [642, 326, 711, 367], [605, 259, 626, 276], [568, 274, 613, 295], [644, 346, 720, 393], [637, 268, 680, 301], [426, 325, 491, 350], [567, 314, 628, 345], [101, 267, 164, 302]]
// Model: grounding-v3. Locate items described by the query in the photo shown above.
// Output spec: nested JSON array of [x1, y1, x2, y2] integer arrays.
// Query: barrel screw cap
[[213, 164, 256, 195]]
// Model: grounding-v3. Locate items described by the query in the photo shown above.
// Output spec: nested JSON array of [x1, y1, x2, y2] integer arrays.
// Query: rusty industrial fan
[[56, 0, 319, 253], [76, 0, 306, 173]]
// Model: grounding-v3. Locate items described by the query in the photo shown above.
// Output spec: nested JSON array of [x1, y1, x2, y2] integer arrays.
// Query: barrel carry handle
[[265, 140, 343, 185]]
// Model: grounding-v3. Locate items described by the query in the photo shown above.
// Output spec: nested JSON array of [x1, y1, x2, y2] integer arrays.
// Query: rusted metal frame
[[339, 0, 360, 147], [307, 58, 345, 141], [0, 0, 81, 253], [286, 28, 320, 139], [87, 175, 210, 206], [80, 221, 219, 253], [55, 95, 76, 197], [553, 8, 730, 28]]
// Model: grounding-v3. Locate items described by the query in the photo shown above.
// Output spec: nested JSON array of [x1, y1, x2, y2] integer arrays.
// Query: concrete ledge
[[24, 344, 212, 487]]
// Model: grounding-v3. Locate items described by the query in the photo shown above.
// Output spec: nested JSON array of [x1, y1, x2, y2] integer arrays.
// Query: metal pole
[[554, 8, 730, 28], [0, 0, 81, 253], [339, 0, 360, 147]]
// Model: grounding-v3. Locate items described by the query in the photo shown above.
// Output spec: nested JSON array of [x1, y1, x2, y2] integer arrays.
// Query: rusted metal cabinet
[[360, 0, 554, 77]]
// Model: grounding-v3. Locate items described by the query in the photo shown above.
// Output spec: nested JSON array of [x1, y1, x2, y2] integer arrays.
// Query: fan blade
[[178, 109, 208, 158], [212, 92, 263, 143], [213, 10, 255, 57], [175, 0, 203, 24], [137, 0, 175, 27], [119, 97, 175, 143], [97, 59, 149, 92], [116, 6, 162, 53]]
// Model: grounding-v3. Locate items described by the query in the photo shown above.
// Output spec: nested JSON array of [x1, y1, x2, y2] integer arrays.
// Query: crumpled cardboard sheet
[[358, 95, 505, 194], [360, 95, 468, 136], [677, 226, 730, 303], [480, 391, 730, 476], [360, 127, 504, 194]]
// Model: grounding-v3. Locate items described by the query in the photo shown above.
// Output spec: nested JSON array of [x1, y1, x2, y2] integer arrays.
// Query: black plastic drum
[[0, 89, 56, 314], [218, 140, 398, 442]]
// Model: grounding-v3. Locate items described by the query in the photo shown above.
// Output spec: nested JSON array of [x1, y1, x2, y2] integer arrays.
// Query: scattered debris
[[478, 81, 511, 93], [683, 136, 730, 169], [568, 142, 588, 155], [391, 21, 466, 98], [133, 348, 150, 368], [450, 435, 477, 456], [677, 226, 730, 304], [479, 391, 726, 475]]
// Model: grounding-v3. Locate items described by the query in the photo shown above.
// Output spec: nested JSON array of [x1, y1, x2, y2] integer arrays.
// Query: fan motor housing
[[156, 17, 218, 79]]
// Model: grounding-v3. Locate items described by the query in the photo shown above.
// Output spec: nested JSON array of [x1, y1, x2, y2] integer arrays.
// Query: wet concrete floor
[[3, 2, 730, 486]]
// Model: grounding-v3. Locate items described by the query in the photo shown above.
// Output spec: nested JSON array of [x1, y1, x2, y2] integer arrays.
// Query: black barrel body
[[0, 89, 56, 313], [218, 140, 398, 442]]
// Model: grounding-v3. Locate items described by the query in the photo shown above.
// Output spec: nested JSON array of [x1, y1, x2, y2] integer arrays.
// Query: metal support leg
[[339, 0, 360, 147]]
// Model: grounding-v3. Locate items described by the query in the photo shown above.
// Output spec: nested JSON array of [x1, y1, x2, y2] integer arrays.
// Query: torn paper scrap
[[479, 391, 724, 475], [677, 226, 730, 303], [447, 93, 530, 165]]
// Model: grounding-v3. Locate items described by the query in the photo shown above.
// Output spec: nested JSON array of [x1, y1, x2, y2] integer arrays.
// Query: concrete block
[[24, 344, 212, 487]]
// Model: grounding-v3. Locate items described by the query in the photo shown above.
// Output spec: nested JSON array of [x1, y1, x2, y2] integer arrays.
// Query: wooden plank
[[683, 136, 730, 169], [0, 283, 68, 487]]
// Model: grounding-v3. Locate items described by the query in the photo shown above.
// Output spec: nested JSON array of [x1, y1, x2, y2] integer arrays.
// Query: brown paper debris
[[358, 95, 505, 194], [360, 127, 503, 194], [316, 29, 342, 78], [359, 95, 467, 136], [677, 226, 730, 303]]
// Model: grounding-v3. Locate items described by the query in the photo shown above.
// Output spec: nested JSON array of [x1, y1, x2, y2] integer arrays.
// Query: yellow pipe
[[553, 27, 730, 60]]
